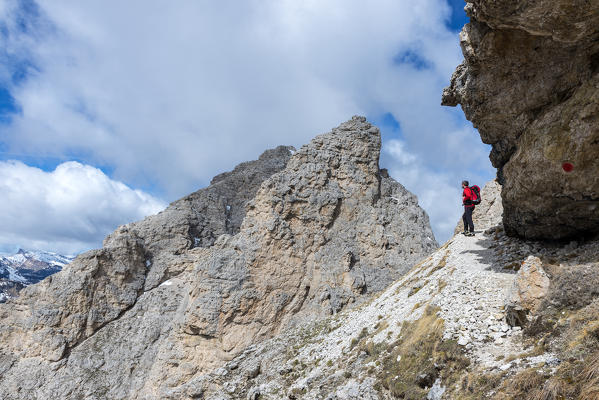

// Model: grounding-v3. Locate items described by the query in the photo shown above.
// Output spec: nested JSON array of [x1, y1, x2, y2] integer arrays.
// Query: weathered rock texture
[[123, 144, 295, 290], [505, 255, 550, 327], [0, 117, 437, 399], [443, 0, 599, 240]]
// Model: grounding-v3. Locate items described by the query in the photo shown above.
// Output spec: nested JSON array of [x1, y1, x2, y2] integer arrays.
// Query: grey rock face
[[442, 0, 599, 240], [504, 255, 550, 327], [119, 144, 295, 290], [0, 117, 437, 399]]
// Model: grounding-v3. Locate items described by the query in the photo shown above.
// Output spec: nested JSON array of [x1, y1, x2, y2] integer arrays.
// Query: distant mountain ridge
[[0, 249, 74, 302]]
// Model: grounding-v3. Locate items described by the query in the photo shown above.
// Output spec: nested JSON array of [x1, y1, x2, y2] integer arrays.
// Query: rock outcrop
[[121, 144, 295, 290], [0, 117, 437, 399], [442, 0, 599, 240]]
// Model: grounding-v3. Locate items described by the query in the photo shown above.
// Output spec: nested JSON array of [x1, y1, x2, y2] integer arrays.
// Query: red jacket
[[463, 187, 475, 208]]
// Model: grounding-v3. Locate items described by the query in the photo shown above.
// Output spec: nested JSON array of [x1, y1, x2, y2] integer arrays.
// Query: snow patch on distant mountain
[[0, 249, 74, 302]]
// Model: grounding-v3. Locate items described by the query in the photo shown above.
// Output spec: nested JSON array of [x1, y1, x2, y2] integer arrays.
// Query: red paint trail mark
[[562, 162, 574, 172]]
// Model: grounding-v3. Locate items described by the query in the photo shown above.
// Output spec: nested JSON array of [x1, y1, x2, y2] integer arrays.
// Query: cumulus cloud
[[0, 0, 494, 249], [383, 138, 458, 237], [2, 1, 465, 189], [0, 161, 166, 254]]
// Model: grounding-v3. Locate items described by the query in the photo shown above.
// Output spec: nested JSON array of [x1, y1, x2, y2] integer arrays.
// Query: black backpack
[[470, 185, 481, 205]]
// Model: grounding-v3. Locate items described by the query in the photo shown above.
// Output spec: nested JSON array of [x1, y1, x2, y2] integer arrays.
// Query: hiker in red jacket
[[462, 180, 475, 236]]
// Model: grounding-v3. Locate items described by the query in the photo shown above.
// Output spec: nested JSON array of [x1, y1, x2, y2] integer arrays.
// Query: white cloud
[[386, 140, 417, 165], [2, 1, 465, 191], [0, 0, 495, 250], [384, 139, 458, 242], [0, 161, 166, 254]]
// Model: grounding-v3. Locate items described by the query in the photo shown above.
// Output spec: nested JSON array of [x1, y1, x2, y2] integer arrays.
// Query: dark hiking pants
[[462, 206, 474, 233]]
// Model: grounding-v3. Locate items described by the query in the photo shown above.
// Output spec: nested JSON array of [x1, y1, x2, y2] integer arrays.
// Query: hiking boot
[[466, 231, 475, 236], [461, 231, 468, 235]]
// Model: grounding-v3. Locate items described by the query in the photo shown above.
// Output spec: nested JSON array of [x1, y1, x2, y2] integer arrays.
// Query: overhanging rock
[[442, 0, 599, 240]]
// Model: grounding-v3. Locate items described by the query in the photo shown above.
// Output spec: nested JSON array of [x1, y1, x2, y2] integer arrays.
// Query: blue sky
[[0, 0, 493, 254]]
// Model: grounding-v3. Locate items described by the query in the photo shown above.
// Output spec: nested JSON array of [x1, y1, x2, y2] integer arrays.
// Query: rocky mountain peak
[[0, 117, 437, 399]]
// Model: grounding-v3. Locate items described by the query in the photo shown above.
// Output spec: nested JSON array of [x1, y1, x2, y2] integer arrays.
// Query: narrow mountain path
[[433, 232, 523, 368]]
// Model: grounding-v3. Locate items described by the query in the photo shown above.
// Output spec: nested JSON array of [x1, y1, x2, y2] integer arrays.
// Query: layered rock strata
[[442, 0, 599, 240], [0, 117, 437, 399]]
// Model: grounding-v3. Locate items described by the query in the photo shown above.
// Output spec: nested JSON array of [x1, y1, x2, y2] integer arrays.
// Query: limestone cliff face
[[442, 0, 599, 240], [0, 117, 437, 399]]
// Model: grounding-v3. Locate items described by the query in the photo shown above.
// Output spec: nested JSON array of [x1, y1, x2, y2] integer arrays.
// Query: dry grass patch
[[580, 352, 599, 399], [410, 302, 422, 313], [375, 306, 469, 399], [500, 369, 545, 398], [437, 279, 448, 293], [456, 371, 506, 399], [482, 299, 599, 399], [373, 319, 389, 333], [349, 327, 370, 350]]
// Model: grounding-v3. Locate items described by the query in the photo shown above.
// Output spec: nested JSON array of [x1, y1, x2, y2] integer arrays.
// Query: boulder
[[505, 256, 550, 327]]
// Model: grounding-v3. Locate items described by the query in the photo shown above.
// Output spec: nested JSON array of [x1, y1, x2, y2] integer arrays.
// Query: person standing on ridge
[[462, 180, 475, 236]]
